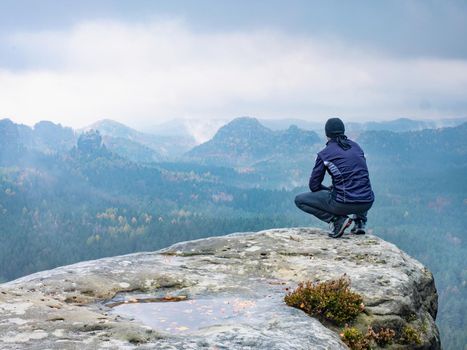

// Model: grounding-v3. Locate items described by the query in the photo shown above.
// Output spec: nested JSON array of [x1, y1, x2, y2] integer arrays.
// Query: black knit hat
[[325, 117, 345, 138]]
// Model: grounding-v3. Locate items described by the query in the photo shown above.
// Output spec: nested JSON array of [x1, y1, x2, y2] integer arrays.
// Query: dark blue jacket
[[309, 139, 374, 203]]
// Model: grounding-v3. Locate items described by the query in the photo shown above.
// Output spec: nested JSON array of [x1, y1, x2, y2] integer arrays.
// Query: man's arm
[[309, 155, 327, 192]]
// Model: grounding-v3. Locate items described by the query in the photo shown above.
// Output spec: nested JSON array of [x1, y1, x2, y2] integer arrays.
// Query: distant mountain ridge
[[260, 117, 467, 135], [185, 117, 321, 167], [0, 118, 76, 164], [2, 116, 465, 167], [83, 119, 196, 160], [144, 116, 467, 144], [358, 121, 467, 163]]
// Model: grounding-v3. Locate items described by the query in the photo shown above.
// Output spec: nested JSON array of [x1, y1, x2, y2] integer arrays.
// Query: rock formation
[[77, 130, 106, 155], [0, 228, 440, 349]]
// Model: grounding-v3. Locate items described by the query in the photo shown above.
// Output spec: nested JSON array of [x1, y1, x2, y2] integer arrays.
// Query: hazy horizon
[[3, 114, 466, 131]]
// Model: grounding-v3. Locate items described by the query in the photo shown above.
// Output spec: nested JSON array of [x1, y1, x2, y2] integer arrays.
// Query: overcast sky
[[1, 0, 467, 128]]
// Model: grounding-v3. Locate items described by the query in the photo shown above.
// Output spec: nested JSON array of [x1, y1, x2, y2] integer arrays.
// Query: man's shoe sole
[[328, 218, 352, 238], [354, 229, 366, 235]]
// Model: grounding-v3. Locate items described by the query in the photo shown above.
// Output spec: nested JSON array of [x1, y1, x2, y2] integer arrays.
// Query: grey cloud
[[0, 19, 466, 127]]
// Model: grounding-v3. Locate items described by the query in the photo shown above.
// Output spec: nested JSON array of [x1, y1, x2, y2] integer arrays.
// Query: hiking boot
[[328, 216, 352, 238], [350, 220, 366, 235]]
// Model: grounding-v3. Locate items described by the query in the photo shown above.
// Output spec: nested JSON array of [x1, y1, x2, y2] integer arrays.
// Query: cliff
[[0, 228, 440, 349]]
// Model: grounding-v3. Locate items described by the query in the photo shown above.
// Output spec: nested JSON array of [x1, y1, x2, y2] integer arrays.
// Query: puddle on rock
[[108, 295, 274, 334]]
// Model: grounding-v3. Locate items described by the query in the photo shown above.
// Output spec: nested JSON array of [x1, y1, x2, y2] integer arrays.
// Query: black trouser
[[294, 190, 373, 223]]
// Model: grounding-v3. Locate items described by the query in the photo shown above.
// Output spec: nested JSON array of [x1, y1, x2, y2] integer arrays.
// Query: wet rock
[[0, 228, 440, 349]]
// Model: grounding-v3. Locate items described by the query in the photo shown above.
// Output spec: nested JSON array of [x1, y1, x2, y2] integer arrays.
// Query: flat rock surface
[[0, 228, 440, 349]]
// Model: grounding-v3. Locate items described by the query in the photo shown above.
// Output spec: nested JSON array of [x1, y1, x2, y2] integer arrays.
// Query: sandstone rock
[[0, 228, 440, 349]]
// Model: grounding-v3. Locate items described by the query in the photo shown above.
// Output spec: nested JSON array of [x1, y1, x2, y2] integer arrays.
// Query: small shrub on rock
[[340, 325, 396, 350], [284, 275, 364, 325], [340, 326, 370, 350], [367, 326, 396, 346], [401, 325, 422, 345]]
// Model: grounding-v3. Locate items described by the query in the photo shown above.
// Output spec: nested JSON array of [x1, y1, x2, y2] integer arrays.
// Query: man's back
[[317, 139, 374, 203]]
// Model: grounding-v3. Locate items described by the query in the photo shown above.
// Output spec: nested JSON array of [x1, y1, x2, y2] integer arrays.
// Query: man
[[295, 117, 374, 238]]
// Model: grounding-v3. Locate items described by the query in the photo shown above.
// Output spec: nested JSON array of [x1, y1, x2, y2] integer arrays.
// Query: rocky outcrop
[[77, 129, 104, 153], [0, 228, 440, 349]]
